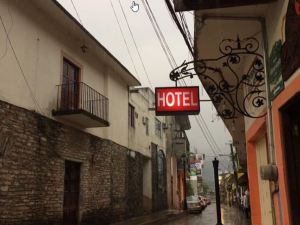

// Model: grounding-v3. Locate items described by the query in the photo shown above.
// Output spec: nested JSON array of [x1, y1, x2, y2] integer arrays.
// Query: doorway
[[281, 92, 300, 225], [61, 58, 80, 110], [63, 160, 81, 225]]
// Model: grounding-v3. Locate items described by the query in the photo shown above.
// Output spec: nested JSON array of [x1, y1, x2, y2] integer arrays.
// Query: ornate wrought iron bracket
[[170, 36, 266, 119]]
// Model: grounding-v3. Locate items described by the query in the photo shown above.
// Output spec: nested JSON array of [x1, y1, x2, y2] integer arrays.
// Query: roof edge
[[52, 0, 141, 86]]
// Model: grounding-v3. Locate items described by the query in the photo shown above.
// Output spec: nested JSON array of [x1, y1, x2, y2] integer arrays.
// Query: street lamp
[[213, 158, 223, 225]]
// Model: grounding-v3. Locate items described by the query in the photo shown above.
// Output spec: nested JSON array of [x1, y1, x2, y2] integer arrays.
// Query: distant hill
[[202, 158, 231, 190]]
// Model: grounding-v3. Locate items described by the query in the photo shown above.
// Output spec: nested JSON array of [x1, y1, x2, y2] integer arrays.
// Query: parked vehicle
[[187, 196, 203, 213]]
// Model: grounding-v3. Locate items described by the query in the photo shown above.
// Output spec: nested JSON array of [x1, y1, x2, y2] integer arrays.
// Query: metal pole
[[213, 158, 223, 225], [260, 17, 276, 164]]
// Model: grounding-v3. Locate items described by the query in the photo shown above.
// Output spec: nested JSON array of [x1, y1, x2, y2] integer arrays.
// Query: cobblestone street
[[156, 203, 250, 225]]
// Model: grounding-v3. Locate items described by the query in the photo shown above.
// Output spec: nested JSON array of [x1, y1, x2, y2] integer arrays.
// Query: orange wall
[[245, 73, 300, 225], [247, 142, 262, 225], [246, 116, 266, 225], [271, 73, 300, 225]]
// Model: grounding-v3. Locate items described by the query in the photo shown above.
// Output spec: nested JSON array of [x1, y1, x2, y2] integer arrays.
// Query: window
[[128, 104, 135, 128], [175, 130, 185, 139], [145, 117, 149, 135], [155, 118, 162, 138]]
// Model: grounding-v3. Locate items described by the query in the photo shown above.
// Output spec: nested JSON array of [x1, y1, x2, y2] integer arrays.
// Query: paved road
[[160, 203, 251, 225]]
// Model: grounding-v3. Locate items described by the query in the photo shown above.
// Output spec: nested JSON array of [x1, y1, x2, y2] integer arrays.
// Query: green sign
[[269, 40, 284, 101]]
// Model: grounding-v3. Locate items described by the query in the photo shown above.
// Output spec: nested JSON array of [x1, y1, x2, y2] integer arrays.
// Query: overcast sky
[[57, 0, 233, 170]]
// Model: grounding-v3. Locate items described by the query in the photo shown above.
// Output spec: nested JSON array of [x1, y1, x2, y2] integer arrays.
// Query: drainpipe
[[199, 15, 281, 225]]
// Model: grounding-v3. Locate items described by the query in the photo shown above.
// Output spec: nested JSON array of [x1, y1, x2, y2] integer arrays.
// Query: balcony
[[52, 82, 109, 128]]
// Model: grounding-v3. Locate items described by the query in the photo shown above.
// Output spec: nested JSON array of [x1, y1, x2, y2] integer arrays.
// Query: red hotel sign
[[155, 86, 200, 115]]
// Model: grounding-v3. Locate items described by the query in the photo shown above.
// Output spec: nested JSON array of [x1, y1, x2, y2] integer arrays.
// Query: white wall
[[143, 158, 152, 211], [128, 88, 167, 157], [0, 0, 132, 147], [128, 87, 168, 211]]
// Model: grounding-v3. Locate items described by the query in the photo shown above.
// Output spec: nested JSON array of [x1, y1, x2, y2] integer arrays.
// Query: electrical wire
[[144, 0, 225, 158], [109, 0, 140, 81], [164, 0, 194, 55], [179, 12, 193, 46], [70, 0, 82, 24], [0, 16, 44, 115], [179, 79, 226, 164], [142, 0, 176, 68], [0, 1, 13, 61], [117, 0, 153, 89], [165, 3, 225, 155], [141, 0, 173, 68], [181, 73, 225, 156]]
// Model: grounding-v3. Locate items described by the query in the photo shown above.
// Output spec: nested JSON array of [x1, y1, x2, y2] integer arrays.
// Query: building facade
[[165, 116, 191, 210], [128, 87, 168, 212], [189, 0, 300, 224], [0, 1, 148, 225]]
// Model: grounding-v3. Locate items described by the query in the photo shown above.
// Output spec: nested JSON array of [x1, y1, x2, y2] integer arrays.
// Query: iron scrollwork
[[170, 36, 266, 119]]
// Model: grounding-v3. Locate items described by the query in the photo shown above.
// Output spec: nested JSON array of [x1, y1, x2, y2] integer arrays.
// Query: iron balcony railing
[[54, 82, 109, 123]]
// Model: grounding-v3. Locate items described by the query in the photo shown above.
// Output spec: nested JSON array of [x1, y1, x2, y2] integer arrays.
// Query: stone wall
[[0, 100, 143, 225]]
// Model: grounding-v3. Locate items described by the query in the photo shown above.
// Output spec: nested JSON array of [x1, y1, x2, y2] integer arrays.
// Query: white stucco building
[[128, 87, 168, 212], [0, 0, 140, 147], [0, 2, 146, 224]]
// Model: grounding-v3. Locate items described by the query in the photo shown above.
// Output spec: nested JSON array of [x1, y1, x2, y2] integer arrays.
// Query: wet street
[[159, 203, 250, 225]]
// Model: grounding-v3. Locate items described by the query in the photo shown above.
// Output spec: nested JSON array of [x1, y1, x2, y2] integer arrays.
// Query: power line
[[164, 0, 194, 55], [179, 12, 193, 46], [143, 1, 224, 158], [0, 2, 13, 61], [141, 0, 173, 68], [179, 79, 225, 160], [117, 0, 153, 89], [109, 0, 140, 81], [166, 7, 224, 155], [70, 0, 82, 24], [0, 16, 44, 115], [142, 0, 176, 68], [181, 76, 225, 156]]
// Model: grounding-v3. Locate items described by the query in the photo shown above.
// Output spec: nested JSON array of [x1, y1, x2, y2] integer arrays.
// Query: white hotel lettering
[[157, 91, 198, 107]]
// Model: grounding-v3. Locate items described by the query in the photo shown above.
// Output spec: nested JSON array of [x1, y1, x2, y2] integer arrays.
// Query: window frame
[[155, 118, 162, 138], [128, 104, 135, 128], [145, 117, 149, 136]]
